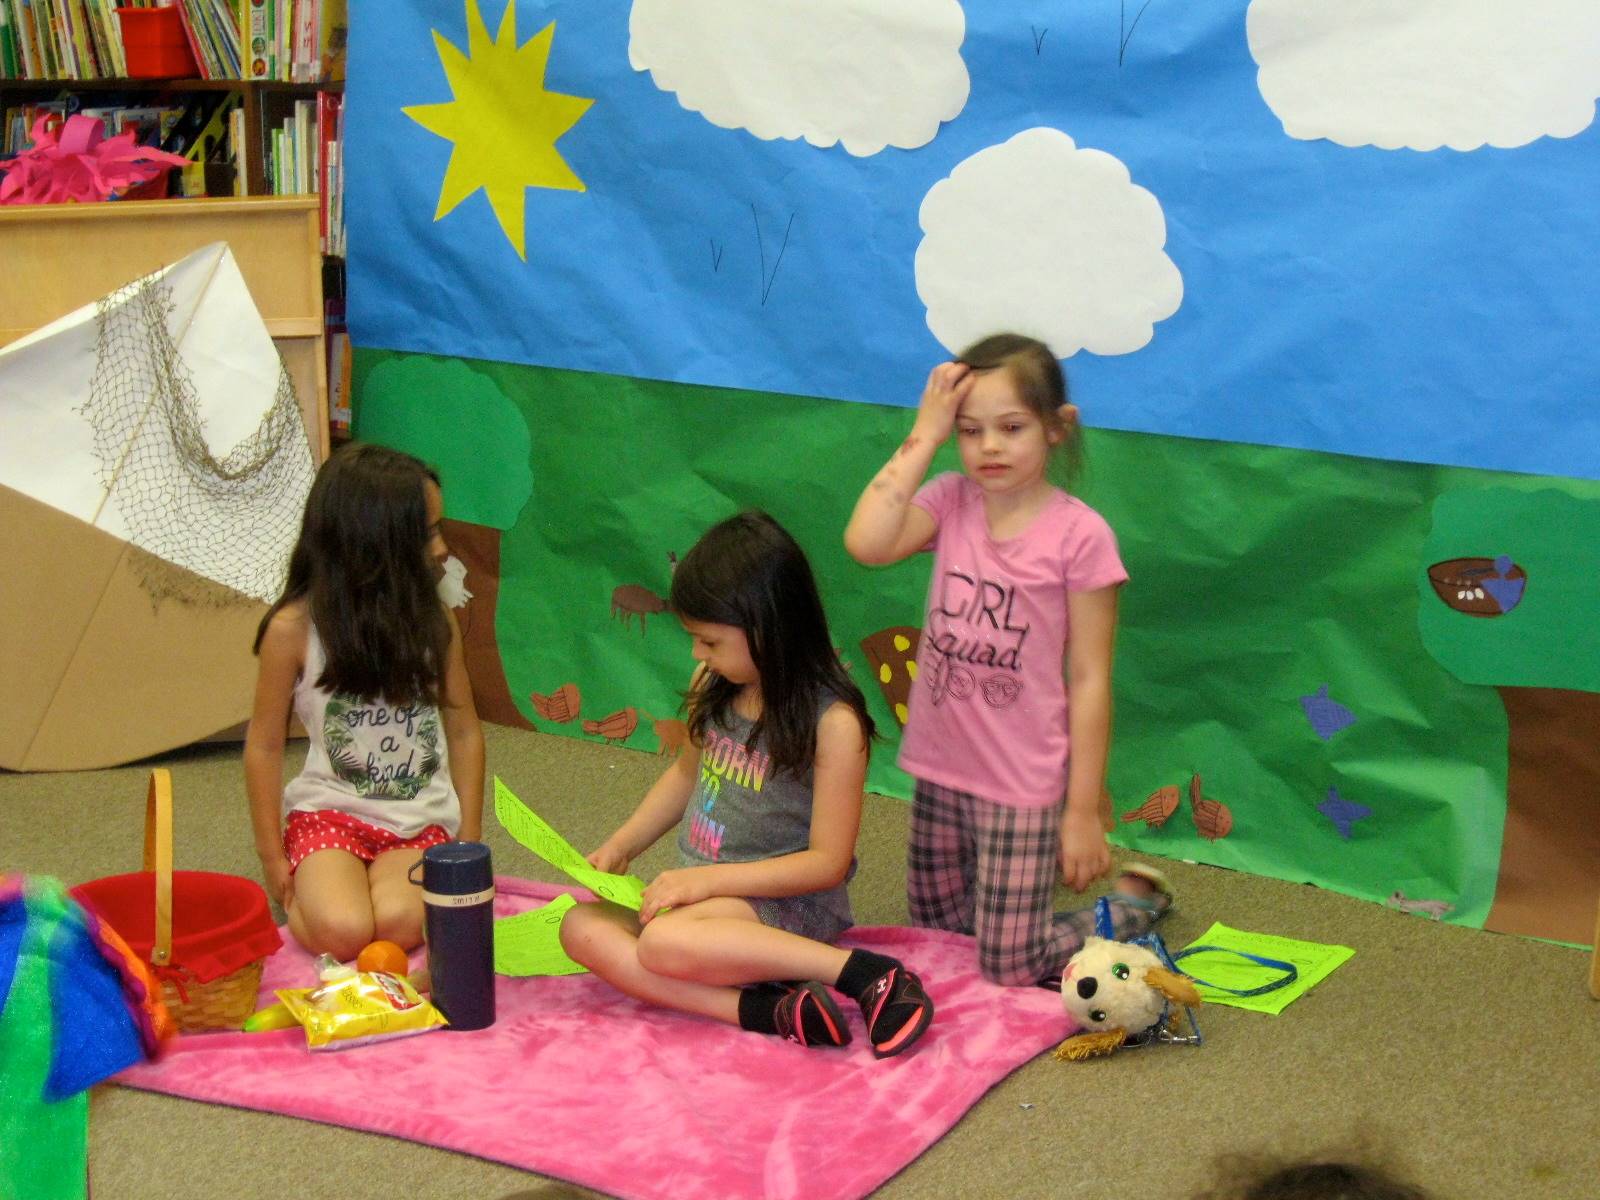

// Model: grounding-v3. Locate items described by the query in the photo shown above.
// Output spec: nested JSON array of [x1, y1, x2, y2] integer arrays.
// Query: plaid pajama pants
[[908, 780, 1164, 986]]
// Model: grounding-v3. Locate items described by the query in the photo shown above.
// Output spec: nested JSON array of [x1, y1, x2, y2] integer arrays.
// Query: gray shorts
[[749, 893, 852, 943]]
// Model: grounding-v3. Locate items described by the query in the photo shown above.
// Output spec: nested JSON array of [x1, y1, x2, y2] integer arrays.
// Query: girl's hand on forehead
[[912, 361, 974, 443]]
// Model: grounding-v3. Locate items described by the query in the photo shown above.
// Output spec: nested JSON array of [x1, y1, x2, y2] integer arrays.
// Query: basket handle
[[142, 768, 174, 966]]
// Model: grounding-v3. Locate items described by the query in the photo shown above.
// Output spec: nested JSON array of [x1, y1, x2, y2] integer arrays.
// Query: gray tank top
[[676, 698, 855, 930]]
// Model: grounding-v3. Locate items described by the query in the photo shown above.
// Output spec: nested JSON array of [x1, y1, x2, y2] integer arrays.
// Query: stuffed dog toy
[[1053, 936, 1202, 1061]]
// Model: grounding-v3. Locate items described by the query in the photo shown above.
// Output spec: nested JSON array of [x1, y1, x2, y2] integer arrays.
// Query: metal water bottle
[[412, 841, 496, 1031]]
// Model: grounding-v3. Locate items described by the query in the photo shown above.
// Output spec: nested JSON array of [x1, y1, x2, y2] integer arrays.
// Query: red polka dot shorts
[[283, 809, 452, 870]]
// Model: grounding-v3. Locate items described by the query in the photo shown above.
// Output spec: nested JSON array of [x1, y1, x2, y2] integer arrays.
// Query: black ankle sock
[[739, 983, 846, 1044], [738, 986, 781, 1035], [834, 949, 898, 1001]]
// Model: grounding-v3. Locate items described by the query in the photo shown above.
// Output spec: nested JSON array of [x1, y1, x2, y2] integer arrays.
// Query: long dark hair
[[671, 511, 874, 777], [254, 442, 450, 708], [958, 332, 1084, 487]]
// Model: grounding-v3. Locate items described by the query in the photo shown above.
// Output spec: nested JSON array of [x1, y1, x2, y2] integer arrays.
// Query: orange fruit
[[355, 939, 410, 977]]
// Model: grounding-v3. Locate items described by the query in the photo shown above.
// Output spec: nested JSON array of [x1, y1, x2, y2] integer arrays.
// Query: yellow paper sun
[[404, 0, 593, 259]]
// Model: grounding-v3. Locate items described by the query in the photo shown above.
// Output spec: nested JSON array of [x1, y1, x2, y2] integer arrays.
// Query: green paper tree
[[355, 357, 537, 728], [1418, 487, 1600, 942]]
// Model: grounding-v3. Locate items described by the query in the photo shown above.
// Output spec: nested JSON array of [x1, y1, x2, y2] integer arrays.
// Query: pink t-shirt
[[896, 472, 1128, 809]]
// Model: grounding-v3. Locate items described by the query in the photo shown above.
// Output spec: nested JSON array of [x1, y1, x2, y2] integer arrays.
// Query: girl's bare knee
[[299, 908, 374, 962], [558, 905, 608, 966], [371, 898, 424, 951], [634, 921, 694, 979]]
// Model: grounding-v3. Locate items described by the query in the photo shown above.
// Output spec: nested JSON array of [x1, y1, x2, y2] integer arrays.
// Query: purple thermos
[[411, 841, 496, 1031]]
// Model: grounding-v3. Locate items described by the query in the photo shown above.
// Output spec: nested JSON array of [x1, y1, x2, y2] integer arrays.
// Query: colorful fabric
[[117, 877, 1072, 1200], [0, 876, 171, 1200], [283, 809, 451, 870], [283, 624, 460, 837], [69, 890, 172, 1063], [907, 781, 1161, 985], [898, 473, 1128, 808]]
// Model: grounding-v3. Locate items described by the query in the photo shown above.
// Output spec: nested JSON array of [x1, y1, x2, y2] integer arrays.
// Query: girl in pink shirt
[[845, 333, 1172, 986]]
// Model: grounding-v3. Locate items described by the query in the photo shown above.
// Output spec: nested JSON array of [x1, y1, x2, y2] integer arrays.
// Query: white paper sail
[[0, 242, 313, 602]]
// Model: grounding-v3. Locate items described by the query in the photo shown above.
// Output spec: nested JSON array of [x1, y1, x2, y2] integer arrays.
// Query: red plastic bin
[[115, 6, 201, 79]]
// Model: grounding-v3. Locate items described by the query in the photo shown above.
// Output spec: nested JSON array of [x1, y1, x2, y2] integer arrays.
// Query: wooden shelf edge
[[0, 196, 319, 224], [0, 77, 343, 91]]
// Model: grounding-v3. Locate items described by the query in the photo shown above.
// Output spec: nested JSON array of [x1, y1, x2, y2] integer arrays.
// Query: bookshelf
[[3, 0, 351, 436], [0, 76, 340, 200]]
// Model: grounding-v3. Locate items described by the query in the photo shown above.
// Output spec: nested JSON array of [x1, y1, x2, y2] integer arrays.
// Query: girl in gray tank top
[[560, 512, 937, 1059]]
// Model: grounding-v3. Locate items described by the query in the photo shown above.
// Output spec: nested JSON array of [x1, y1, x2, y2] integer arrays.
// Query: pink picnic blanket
[[117, 878, 1071, 1200]]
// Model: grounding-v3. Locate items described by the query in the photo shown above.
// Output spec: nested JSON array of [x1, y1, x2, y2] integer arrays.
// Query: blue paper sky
[[347, 1, 1600, 481]]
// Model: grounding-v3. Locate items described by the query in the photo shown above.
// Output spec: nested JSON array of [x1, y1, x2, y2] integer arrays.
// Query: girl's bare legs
[[369, 847, 427, 951], [559, 897, 850, 1026], [286, 847, 430, 959], [286, 848, 375, 960]]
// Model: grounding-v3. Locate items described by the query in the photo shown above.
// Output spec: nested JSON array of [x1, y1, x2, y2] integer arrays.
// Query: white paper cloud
[[1248, 0, 1600, 151], [915, 128, 1182, 358], [628, 0, 969, 156]]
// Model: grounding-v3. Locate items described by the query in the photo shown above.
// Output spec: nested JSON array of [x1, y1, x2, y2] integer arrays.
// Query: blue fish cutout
[[1300, 685, 1356, 740], [1318, 788, 1370, 839]]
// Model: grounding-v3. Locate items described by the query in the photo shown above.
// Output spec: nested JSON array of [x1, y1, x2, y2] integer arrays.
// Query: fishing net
[[77, 266, 314, 607]]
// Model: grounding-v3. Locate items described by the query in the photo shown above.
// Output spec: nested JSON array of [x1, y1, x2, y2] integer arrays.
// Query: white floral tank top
[[281, 624, 460, 837]]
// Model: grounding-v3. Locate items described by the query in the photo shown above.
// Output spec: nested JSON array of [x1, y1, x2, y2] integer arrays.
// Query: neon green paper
[[494, 894, 587, 977], [494, 777, 646, 909], [1178, 923, 1353, 1015]]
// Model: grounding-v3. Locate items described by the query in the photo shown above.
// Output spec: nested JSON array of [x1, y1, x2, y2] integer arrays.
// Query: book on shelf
[[258, 85, 340, 251], [1, 97, 64, 152], [325, 286, 350, 439], [243, 0, 267, 78], [227, 99, 245, 194], [2, 0, 154, 82]]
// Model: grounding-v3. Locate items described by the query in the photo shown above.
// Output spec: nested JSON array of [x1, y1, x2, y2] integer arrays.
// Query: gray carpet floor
[[4, 724, 1597, 1199]]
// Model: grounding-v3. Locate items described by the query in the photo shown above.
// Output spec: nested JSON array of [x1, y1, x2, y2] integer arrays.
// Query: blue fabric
[[44, 899, 146, 1100], [0, 888, 25, 1014], [0, 881, 147, 1102]]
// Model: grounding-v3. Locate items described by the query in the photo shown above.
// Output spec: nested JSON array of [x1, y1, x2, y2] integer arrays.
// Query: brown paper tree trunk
[[442, 519, 535, 731], [1485, 686, 1600, 944]]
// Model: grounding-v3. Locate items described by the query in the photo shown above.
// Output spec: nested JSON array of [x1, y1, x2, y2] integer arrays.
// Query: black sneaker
[[772, 981, 852, 1048], [858, 965, 933, 1059]]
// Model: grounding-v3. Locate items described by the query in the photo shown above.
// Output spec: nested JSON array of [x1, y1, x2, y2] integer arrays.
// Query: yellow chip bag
[[277, 970, 448, 1051]]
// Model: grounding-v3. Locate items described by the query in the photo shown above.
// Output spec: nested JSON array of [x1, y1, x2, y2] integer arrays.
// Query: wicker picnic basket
[[71, 769, 282, 1032]]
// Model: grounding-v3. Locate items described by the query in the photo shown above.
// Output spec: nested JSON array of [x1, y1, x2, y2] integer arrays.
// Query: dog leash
[[1075, 898, 1300, 1050], [1093, 897, 1299, 998]]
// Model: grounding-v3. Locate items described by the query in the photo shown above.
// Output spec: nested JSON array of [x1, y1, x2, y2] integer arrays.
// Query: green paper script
[[1178, 923, 1354, 1015], [494, 894, 588, 977], [494, 777, 646, 910]]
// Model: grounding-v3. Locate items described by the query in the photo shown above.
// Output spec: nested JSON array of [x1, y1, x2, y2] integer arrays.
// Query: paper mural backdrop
[[345, 1, 1600, 944]]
